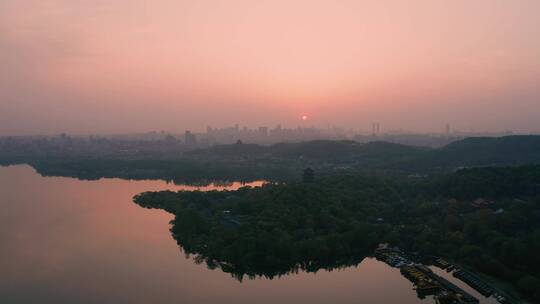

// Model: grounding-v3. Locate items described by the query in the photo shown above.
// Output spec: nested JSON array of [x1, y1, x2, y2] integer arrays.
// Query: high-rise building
[[184, 130, 197, 145], [372, 122, 381, 135], [258, 126, 268, 137]]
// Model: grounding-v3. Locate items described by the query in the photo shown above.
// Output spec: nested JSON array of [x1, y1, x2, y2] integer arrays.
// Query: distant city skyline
[[0, 121, 527, 138], [3, 122, 526, 151]]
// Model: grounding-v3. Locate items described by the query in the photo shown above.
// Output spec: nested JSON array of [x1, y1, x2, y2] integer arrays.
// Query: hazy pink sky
[[1, 0, 539, 135]]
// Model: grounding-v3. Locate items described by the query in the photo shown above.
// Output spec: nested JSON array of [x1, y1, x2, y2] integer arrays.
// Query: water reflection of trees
[[178, 242, 367, 281]]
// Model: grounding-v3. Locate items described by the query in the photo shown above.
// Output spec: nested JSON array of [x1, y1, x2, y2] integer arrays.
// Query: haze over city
[[1, 0, 539, 135]]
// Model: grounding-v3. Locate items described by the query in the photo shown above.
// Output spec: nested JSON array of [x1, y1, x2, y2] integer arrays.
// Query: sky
[[1, 0, 539, 135]]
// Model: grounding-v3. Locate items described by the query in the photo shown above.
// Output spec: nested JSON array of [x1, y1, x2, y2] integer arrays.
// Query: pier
[[375, 245, 481, 304], [453, 270, 493, 297]]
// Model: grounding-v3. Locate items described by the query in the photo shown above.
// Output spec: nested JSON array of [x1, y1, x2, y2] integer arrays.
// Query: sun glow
[[301, 115, 308, 121]]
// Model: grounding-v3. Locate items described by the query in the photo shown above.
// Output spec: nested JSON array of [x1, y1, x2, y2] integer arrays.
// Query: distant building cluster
[[0, 123, 519, 150], [184, 123, 475, 147], [201, 124, 344, 145], [122, 124, 515, 148]]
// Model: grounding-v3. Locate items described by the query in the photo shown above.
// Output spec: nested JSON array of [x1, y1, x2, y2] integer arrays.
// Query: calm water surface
[[0, 165, 487, 304]]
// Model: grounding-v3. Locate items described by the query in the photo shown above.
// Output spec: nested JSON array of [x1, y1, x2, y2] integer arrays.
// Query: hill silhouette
[[398, 135, 540, 171], [2, 135, 540, 181]]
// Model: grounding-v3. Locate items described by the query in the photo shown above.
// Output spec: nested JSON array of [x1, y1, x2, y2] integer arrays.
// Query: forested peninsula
[[134, 166, 540, 301]]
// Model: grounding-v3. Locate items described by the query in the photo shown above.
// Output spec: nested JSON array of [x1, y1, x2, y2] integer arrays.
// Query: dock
[[453, 270, 493, 297], [416, 266, 479, 303]]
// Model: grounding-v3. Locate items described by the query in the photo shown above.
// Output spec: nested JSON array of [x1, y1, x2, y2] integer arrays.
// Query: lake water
[[0, 165, 493, 304]]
